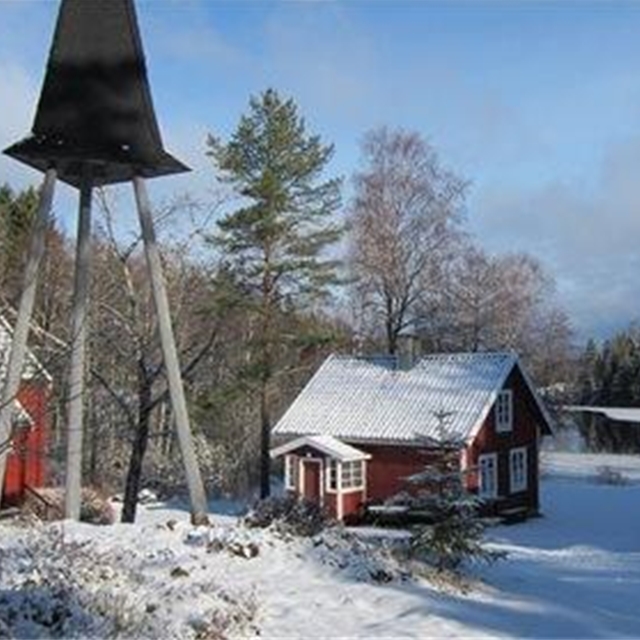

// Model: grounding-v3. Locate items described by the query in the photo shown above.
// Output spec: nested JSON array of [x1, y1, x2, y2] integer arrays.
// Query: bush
[[244, 495, 328, 537], [594, 465, 629, 486], [79, 488, 115, 525]]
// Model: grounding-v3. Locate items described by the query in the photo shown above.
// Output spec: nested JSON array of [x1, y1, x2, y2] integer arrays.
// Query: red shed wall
[[2, 381, 50, 506], [467, 368, 541, 512], [356, 444, 436, 503], [342, 490, 364, 519]]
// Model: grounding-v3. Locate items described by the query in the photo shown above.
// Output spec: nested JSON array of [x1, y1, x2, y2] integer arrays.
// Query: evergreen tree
[[408, 411, 499, 572], [207, 88, 343, 497], [576, 327, 640, 452], [0, 184, 40, 304]]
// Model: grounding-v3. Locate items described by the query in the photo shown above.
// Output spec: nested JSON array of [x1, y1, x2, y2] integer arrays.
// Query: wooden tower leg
[[0, 168, 57, 499], [64, 168, 94, 520], [132, 175, 209, 525]]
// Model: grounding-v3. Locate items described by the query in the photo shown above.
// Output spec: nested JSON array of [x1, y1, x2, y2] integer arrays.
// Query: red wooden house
[[271, 353, 554, 522], [0, 317, 52, 507]]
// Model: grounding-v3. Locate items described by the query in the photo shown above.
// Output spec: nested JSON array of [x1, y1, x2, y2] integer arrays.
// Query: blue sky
[[1, 0, 640, 341]]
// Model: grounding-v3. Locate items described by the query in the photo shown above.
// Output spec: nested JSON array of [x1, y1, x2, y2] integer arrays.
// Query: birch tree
[[348, 127, 467, 355]]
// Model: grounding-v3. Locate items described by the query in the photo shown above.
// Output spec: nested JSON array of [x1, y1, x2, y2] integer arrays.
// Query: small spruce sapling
[[408, 409, 501, 572]]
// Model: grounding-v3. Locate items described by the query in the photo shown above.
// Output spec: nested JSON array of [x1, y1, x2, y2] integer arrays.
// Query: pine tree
[[207, 89, 343, 498], [576, 328, 640, 452], [0, 184, 40, 304]]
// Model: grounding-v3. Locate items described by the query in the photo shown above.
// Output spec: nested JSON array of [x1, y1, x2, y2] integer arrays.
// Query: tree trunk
[[386, 321, 397, 356], [87, 399, 101, 488], [259, 380, 271, 499], [121, 366, 152, 523]]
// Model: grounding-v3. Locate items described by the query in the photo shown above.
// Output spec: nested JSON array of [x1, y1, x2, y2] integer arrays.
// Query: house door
[[478, 453, 498, 499], [302, 460, 322, 503]]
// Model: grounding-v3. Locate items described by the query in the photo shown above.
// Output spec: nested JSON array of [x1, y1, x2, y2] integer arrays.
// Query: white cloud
[[262, 3, 376, 125], [472, 136, 640, 339]]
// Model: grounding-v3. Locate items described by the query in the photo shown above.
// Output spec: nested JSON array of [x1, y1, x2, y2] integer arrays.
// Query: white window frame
[[326, 460, 364, 492], [326, 459, 338, 493], [509, 447, 528, 493], [284, 455, 299, 491], [342, 460, 364, 490], [495, 389, 513, 433], [478, 453, 498, 499]]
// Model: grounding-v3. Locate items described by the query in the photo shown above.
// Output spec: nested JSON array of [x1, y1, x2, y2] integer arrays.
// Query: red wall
[[2, 380, 51, 506], [467, 368, 541, 512], [358, 444, 433, 502], [342, 490, 364, 520]]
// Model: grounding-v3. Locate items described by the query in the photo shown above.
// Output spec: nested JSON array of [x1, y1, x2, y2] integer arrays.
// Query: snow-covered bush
[[0, 524, 259, 639], [244, 495, 328, 537], [310, 528, 409, 583], [0, 526, 132, 637], [594, 465, 629, 485], [79, 488, 115, 525]]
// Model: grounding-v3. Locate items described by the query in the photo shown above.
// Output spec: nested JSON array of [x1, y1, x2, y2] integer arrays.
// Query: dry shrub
[[244, 495, 328, 537], [23, 487, 114, 525]]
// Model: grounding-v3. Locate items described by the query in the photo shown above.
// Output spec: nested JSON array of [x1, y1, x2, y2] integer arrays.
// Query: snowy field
[[1, 451, 640, 638]]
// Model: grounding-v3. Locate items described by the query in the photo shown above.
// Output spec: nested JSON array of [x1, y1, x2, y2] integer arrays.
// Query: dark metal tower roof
[[3, 0, 189, 188]]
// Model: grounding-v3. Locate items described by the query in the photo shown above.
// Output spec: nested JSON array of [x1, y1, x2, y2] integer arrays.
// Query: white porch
[[270, 434, 371, 521]]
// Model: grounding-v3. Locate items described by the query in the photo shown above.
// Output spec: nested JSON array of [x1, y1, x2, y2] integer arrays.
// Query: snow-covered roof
[[12, 400, 34, 427], [273, 352, 548, 444], [270, 435, 371, 461], [564, 406, 640, 424], [0, 316, 50, 382]]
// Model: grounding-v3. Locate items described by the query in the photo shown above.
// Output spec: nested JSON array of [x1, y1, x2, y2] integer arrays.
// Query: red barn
[[0, 317, 52, 508], [271, 353, 554, 522]]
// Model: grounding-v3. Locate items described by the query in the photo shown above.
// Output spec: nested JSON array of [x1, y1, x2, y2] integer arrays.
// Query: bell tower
[[0, 0, 208, 524]]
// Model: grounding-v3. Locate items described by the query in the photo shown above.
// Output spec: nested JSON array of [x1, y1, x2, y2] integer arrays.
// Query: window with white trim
[[342, 460, 363, 489], [509, 447, 528, 493], [327, 460, 338, 492], [495, 389, 513, 433], [478, 453, 498, 499], [327, 460, 364, 491], [285, 455, 298, 491]]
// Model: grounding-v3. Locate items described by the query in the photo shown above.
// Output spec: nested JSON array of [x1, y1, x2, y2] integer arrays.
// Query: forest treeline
[[574, 328, 640, 453], [0, 89, 632, 518]]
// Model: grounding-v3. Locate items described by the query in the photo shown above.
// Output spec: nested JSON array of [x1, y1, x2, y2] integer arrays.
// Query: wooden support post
[[132, 176, 209, 525], [0, 168, 57, 498], [64, 167, 93, 520]]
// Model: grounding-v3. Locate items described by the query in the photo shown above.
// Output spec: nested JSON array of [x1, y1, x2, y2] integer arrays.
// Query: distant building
[[0, 317, 52, 507]]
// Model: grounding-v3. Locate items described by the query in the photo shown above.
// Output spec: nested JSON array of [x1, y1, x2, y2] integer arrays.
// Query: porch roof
[[270, 434, 371, 462]]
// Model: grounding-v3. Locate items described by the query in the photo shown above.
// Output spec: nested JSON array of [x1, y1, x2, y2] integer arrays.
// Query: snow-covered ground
[[2, 452, 640, 638]]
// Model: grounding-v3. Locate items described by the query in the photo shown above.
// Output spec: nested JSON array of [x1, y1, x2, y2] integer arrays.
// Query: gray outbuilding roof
[[270, 435, 371, 461], [273, 352, 550, 445], [0, 317, 50, 381]]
